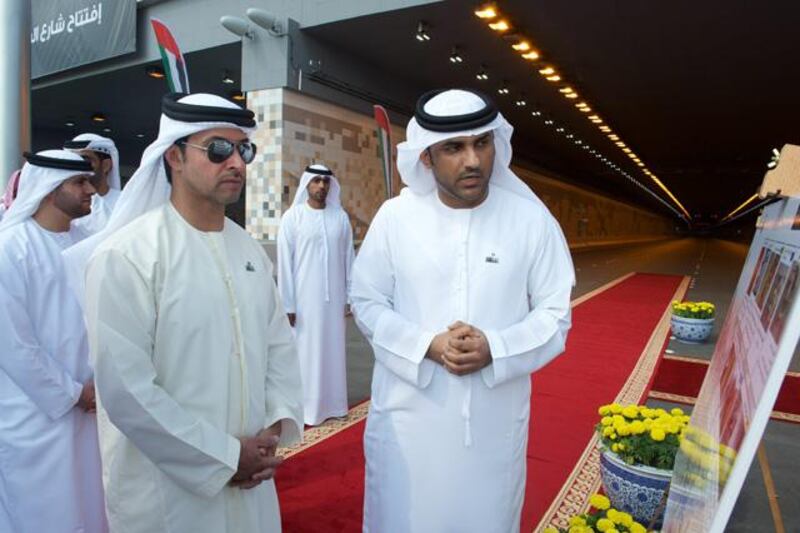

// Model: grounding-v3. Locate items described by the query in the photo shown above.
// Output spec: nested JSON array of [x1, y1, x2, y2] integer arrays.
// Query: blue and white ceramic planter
[[599, 450, 672, 529], [670, 315, 714, 343]]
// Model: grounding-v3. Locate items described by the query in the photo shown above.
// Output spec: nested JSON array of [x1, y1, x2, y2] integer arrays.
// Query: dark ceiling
[[31, 1, 800, 225], [304, 0, 800, 223]]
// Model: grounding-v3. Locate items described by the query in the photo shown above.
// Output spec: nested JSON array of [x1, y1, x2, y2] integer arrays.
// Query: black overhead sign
[[31, 0, 137, 79]]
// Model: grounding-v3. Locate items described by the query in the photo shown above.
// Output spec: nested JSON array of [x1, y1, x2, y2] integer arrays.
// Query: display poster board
[[662, 196, 800, 532]]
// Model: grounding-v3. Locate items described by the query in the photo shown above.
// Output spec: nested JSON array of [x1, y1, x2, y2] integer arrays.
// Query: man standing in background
[[278, 164, 355, 425]]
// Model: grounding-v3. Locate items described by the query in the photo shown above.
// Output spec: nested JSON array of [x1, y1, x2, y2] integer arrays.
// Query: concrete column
[[0, 0, 31, 191]]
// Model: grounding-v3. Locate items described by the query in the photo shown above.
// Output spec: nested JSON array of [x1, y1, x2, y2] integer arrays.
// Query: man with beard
[[66, 93, 303, 533], [351, 89, 575, 532], [64, 133, 122, 234], [277, 164, 355, 425], [0, 150, 106, 532]]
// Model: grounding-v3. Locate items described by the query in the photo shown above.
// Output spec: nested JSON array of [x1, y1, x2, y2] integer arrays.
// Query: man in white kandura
[[65, 133, 122, 234], [278, 164, 355, 425], [0, 150, 106, 533], [351, 88, 575, 532], [65, 93, 304, 533]]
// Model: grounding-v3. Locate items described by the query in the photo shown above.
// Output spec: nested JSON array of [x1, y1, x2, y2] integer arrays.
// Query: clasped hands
[[426, 321, 492, 376], [231, 423, 284, 490]]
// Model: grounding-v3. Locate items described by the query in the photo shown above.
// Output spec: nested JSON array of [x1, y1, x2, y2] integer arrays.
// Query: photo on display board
[[792, 203, 800, 230], [769, 260, 800, 342], [747, 247, 767, 295], [750, 247, 773, 300], [761, 257, 789, 329], [755, 247, 782, 310]]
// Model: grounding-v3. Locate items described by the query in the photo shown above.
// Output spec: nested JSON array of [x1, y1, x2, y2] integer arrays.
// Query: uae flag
[[373, 105, 393, 199], [151, 18, 190, 93]]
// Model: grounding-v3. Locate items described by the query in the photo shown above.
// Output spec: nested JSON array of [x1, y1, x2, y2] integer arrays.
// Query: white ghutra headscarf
[[62, 93, 257, 305], [0, 150, 93, 233], [292, 164, 342, 208], [396, 88, 545, 208], [64, 133, 122, 190]]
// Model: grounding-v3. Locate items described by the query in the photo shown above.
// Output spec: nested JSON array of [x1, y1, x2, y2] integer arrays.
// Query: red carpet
[[277, 273, 684, 532], [650, 356, 800, 420], [522, 273, 683, 531], [278, 418, 366, 532]]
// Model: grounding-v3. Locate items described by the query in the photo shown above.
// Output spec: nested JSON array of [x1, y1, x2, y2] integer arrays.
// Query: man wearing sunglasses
[[67, 93, 303, 533]]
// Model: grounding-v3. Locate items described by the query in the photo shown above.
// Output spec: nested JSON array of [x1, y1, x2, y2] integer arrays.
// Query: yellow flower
[[606, 529, 620, 533], [589, 493, 611, 510], [630, 420, 645, 434], [630, 523, 647, 533], [617, 424, 631, 437], [568, 515, 586, 526], [606, 509, 619, 522], [617, 512, 634, 527], [670, 407, 685, 416], [542, 528, 559, 533], [603, 426, 615, 437], [622, 405, 639, 419], [601, 416, 614, 426], [611, 443, 619, 453], [596, 518, 614, 531], [568, 526, 589, 533], [651, 427, 666, 441], [598, 405, 612, 416], [617, 443, 625, 451], [609, 403, 623, 414]]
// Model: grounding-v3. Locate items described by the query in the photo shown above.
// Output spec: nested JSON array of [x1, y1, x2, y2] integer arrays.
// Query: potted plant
[[670, 300, 715, 343], [542, 493, 650, 533], [595, 403, 691, 529]]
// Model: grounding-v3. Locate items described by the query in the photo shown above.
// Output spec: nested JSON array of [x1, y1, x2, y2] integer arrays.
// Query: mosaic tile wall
[[246, 88, 286, 241], [245, 88, 672, 244]]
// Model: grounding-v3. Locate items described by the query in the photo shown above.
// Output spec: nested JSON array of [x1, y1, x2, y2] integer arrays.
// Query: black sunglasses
[[180, 138, 257, 164]]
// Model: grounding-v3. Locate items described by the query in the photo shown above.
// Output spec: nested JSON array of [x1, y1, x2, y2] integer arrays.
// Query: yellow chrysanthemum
[[542, 527, 559, 533], [630, 523, 647, 533], [589, 493, 611, 510], [569, 515, 587, 527], [609, 403, 623, 414], [601, 416, 614, 426], [596, 518, 614, 532], [670, 407, 685, 416], [599, 405, 612, 416], [651, 427, 666, 441], [622, 405, 639, 419], [617, 512, 634, 527], [630, 420, 646, 434]]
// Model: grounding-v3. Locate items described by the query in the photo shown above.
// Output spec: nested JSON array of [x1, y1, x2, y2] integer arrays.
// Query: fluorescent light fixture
[[474, 5, 497, 19], [488, 19, 510, 31], [415, 21, 431, 41]]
